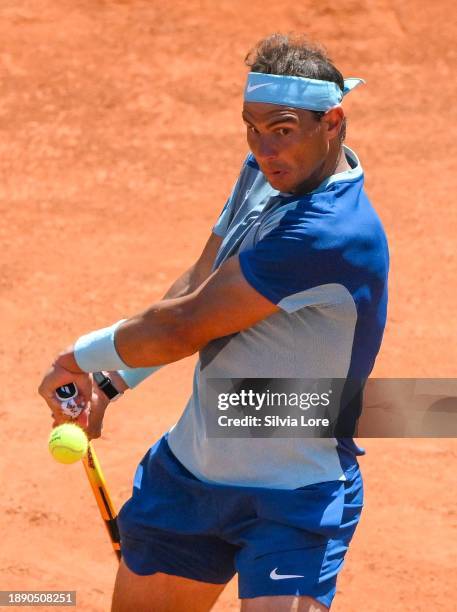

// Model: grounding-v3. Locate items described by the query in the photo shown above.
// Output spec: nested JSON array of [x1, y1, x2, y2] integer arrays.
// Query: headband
[[244, 72, 365, 111]]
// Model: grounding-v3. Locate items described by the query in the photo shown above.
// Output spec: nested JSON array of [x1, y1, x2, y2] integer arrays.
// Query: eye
[[276, 127, 291, 136]]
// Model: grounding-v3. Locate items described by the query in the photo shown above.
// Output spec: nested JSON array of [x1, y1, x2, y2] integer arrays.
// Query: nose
[[254, 135, 278, 160]]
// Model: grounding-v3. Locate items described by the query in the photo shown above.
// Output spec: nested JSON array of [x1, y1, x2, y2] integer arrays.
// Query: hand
[[86, 371, 128, 439], [85, 384, 110, 440], [38, 346, 91, 428]]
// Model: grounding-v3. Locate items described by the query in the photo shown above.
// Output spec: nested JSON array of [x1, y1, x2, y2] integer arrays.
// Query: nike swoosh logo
[[246, 83, 273, 93], [270, 568, 305, 580]]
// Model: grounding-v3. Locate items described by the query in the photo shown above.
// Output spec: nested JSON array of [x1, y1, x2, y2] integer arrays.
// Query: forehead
[[242, 101, 315, 125]]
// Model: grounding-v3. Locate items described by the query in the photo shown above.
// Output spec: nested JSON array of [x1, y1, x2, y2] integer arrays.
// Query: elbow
[[166, 315, 201, 361]]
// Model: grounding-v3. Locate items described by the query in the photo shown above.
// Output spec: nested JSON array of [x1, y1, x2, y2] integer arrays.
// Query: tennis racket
[[56, 383, 121, 561]]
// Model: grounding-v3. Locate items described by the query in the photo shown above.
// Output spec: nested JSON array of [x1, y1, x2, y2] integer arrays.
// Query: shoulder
[[255, 177, 388, 272]]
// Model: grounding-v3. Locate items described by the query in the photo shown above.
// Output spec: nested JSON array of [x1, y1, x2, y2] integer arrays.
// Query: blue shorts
[[117, 435, 363, 608]]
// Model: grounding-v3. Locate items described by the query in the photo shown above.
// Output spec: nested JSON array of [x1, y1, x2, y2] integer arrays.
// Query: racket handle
[[55, 382, 85, 418], [55, 382, 78, 402]]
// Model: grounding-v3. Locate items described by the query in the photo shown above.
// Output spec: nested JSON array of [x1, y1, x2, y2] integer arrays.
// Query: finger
[[45, 395, 69, 423], [86, 391, 108, 440], [72, 374, 93, 404], [38, 365, 75, 401], [75, 406, 90, 431], [51, 413, 76, 428], [39, 363, 92, 404]]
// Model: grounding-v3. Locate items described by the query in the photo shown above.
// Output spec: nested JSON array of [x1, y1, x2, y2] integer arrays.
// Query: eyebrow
[[242, 114, 299, 128]]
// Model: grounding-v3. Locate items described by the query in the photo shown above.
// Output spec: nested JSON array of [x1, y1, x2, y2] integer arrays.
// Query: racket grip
[[55, 382, 85, 418], [55, 382, 78, 402]]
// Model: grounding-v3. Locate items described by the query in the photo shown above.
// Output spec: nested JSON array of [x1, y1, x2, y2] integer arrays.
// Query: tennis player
[[39, 34, 389, 611]]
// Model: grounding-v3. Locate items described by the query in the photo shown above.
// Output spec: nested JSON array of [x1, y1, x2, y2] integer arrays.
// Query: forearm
[[115, 299, 196, 368], [59, 303, 193, 375]]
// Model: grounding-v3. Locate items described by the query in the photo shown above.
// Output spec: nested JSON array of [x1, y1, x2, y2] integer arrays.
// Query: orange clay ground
[[0, 1, 455, 610]]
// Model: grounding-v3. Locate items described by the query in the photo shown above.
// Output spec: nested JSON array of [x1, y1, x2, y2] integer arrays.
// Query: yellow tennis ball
[[48, 423, 88, 464]]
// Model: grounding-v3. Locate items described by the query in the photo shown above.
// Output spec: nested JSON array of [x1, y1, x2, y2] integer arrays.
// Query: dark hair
[[245, 33, 346, 141]]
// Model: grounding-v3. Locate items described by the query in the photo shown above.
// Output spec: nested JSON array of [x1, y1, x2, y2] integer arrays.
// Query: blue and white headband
[[244, 72, 365, 112]]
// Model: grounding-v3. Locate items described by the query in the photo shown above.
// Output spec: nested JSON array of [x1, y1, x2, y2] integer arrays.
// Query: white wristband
[[117, 365, 163, 389], [74, 320, 130, 373]]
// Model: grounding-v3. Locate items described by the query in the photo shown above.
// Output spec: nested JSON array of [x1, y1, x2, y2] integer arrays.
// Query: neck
[[294, 143, 349, 195]]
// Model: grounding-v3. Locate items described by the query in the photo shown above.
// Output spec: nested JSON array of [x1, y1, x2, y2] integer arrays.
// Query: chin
[[274, 182, 295, 194], [267, 176, 294, 193]]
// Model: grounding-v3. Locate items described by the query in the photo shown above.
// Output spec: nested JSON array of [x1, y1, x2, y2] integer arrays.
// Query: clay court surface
[[1, 0, 456, 610]]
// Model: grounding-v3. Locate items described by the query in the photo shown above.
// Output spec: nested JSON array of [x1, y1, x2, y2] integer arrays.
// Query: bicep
[[181, 256, 279, 349]]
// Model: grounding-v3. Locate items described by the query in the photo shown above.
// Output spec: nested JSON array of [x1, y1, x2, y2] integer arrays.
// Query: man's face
[[242, 102, 333, 194]]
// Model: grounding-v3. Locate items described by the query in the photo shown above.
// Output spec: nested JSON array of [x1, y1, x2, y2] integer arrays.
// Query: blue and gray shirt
[[167, 146, 389, 489]]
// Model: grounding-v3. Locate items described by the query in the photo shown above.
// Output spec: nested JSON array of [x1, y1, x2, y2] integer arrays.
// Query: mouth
[[264, 168, 289, 179]]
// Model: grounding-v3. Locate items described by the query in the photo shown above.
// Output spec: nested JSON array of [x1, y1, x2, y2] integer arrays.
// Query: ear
[[322, 107, 345, 141]]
